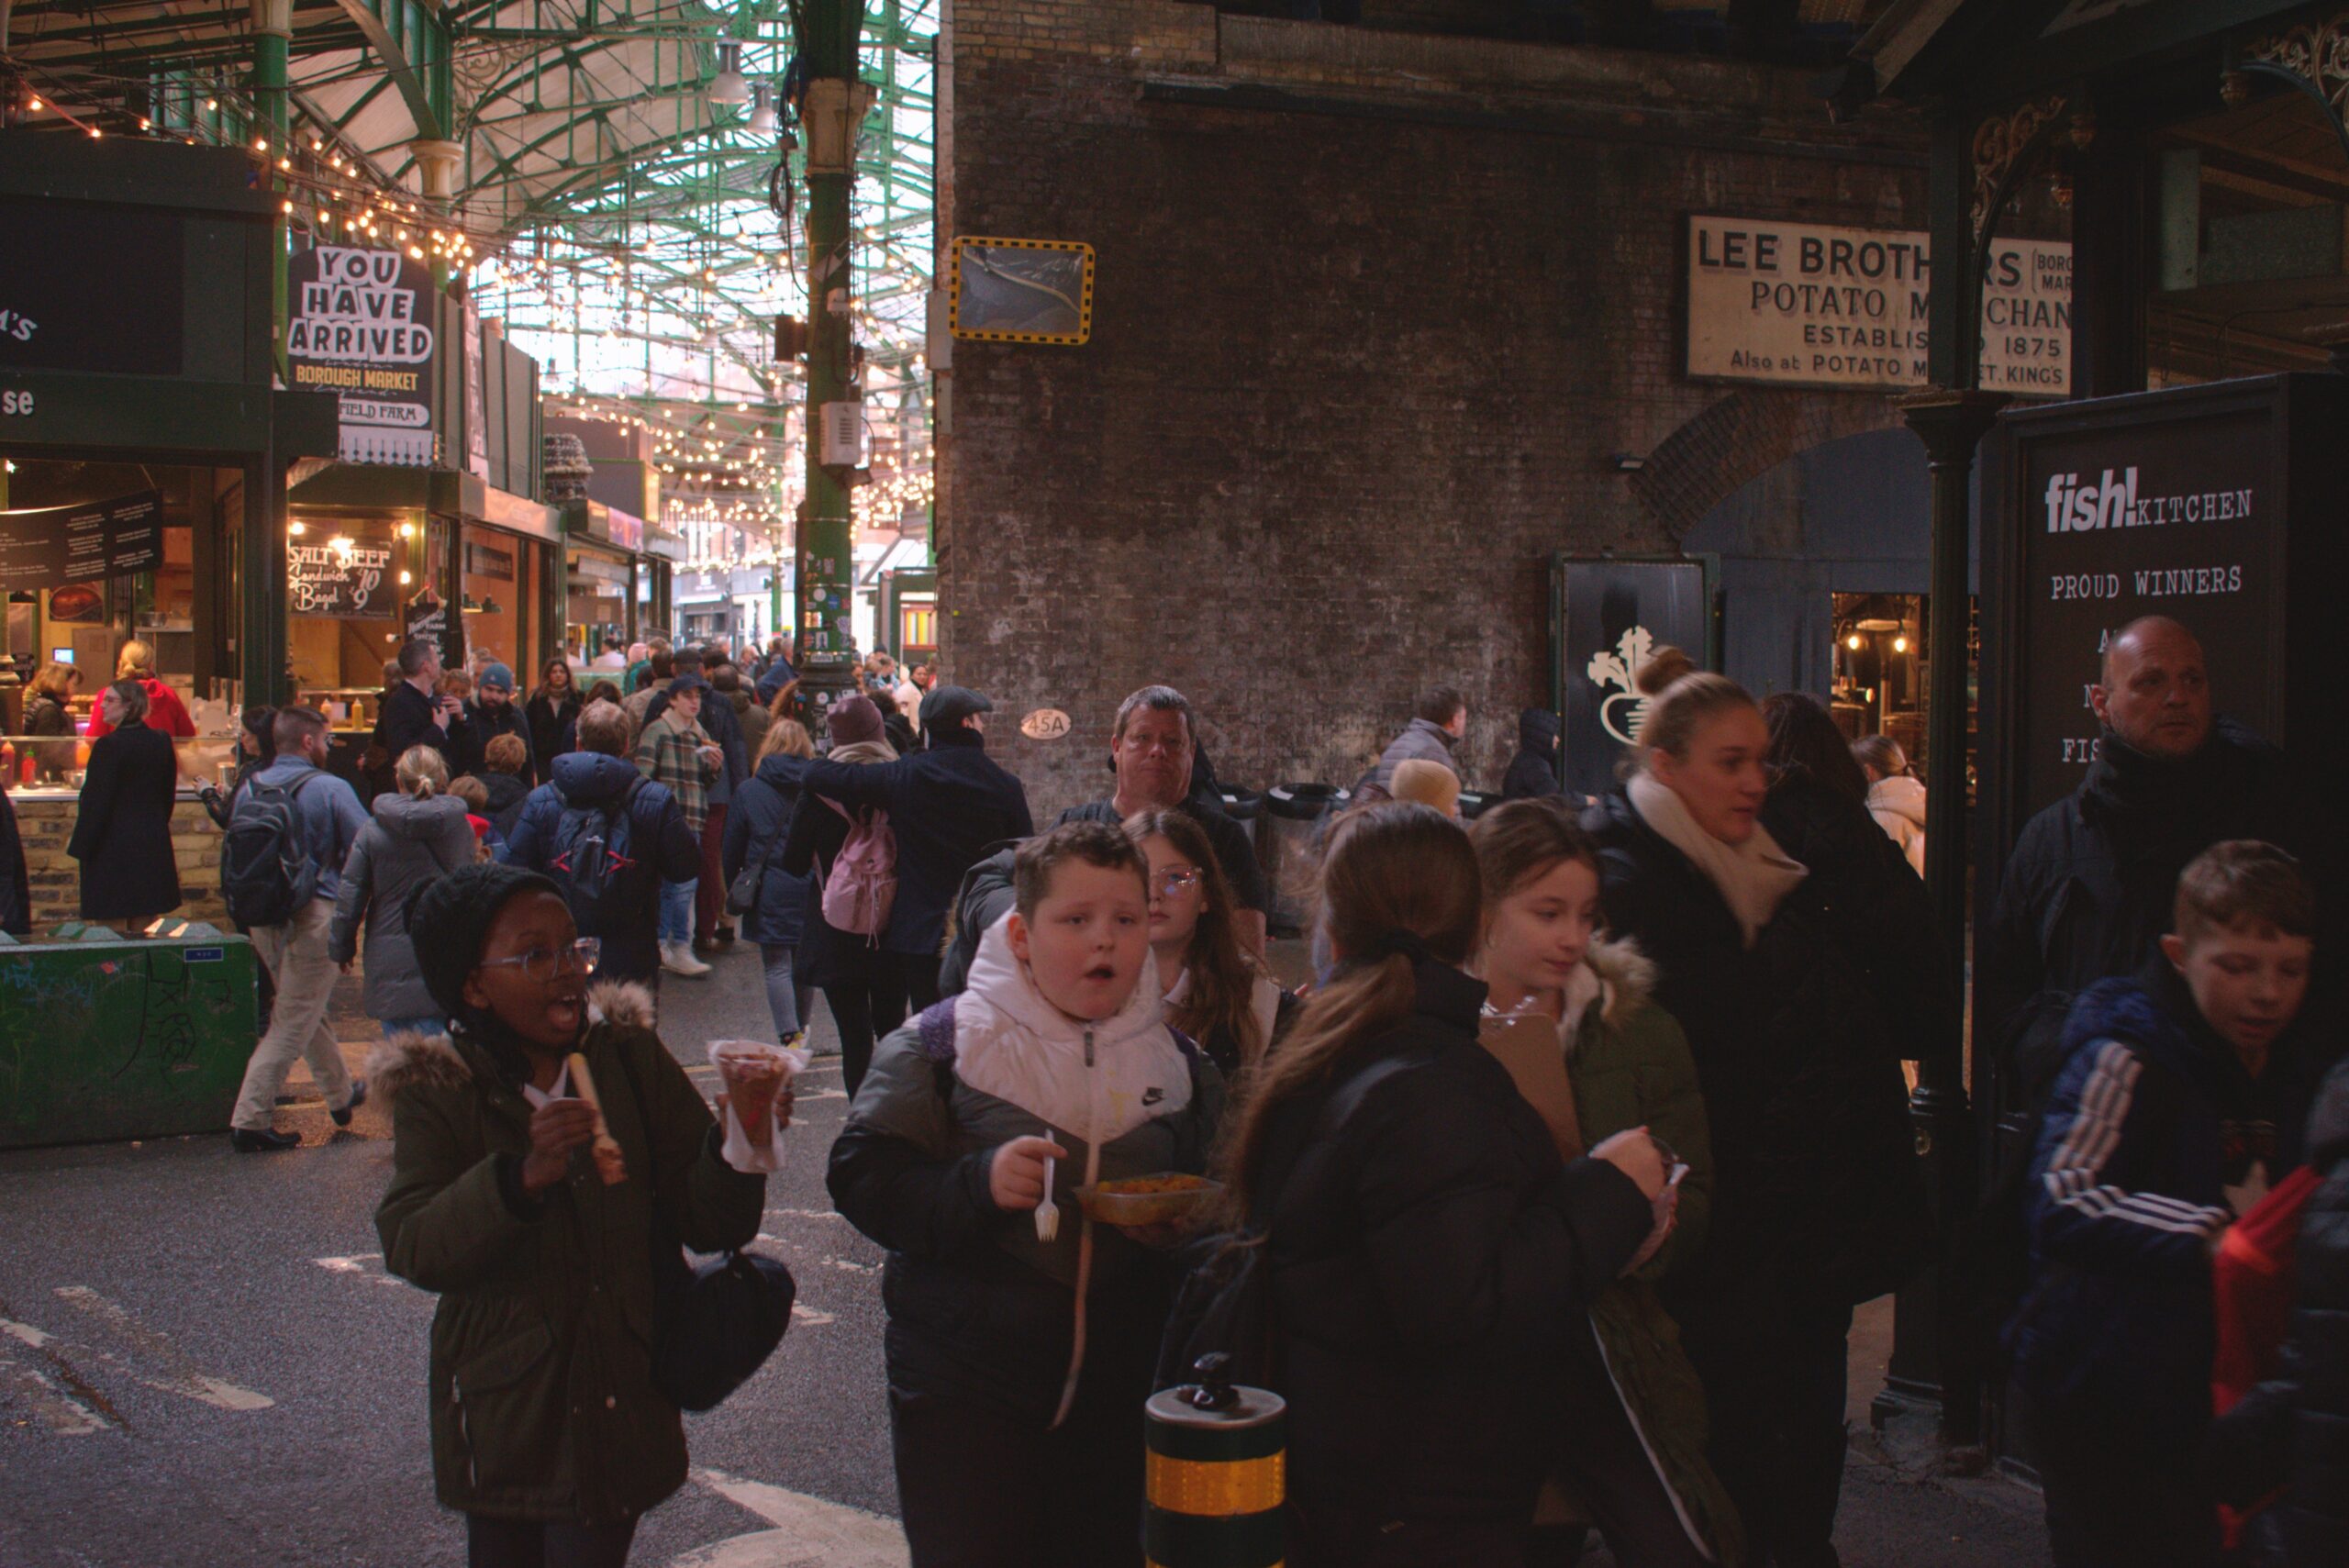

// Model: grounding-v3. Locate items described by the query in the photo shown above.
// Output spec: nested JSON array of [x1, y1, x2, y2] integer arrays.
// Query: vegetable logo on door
[[1586, 627, 1658, 745]]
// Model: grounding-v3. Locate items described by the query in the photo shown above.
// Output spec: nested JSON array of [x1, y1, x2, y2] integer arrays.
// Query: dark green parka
[[372, 981, 765, 1522], [1551, 938, 1745, 1568]]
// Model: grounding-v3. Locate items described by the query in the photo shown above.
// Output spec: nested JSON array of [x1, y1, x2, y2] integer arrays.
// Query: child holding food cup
[[828, 820, 1224, 1568]]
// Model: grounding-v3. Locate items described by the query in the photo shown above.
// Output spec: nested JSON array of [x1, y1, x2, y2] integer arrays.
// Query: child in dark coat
[[2009, 840, 2321, 1568]]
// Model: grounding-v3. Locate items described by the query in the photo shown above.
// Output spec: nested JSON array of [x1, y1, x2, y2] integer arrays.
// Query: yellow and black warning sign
[[947, 236, 1095, 345]]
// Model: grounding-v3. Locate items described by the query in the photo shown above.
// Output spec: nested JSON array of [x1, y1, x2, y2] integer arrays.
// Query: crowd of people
[[21, 609, 2345, 1568]]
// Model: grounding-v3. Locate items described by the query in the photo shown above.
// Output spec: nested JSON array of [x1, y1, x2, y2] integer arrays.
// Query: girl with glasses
[[373, 862, 782, 1568], [1123, 807, 1295, 1078]]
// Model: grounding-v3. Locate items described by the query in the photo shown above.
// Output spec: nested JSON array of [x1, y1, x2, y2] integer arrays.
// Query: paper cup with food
[[707, 1039, 810, 1173]]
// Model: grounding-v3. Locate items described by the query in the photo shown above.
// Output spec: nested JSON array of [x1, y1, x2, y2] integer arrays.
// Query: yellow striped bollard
[[1144, 1353, 1286, 1568]]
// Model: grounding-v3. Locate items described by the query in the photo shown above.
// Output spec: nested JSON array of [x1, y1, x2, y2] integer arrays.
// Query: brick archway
[[1631, 388, 1912, 542]]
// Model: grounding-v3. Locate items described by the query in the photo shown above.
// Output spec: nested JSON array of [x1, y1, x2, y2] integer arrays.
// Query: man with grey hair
[[1054, 684, 1270, 954], [1983, 614, 2342, 1095]]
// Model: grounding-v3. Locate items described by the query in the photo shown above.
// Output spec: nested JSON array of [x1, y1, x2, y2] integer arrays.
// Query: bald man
[[1984, 616, 2343, 1096]]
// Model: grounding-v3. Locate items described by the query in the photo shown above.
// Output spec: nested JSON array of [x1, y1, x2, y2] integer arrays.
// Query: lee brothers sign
[[1686, 216, 2072, 398]]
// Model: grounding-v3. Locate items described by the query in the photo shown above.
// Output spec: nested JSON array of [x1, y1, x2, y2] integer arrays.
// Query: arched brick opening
[[1631, 388, 1914, 542]]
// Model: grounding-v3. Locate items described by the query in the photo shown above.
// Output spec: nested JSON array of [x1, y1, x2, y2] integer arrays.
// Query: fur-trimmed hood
[[367, 980, 657, 1100], [1586, 934, 1657, 1025]]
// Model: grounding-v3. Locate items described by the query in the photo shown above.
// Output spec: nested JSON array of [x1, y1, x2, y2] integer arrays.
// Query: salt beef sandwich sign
[[1686, 216, 2071, 398], [287, 245, 436, 465]]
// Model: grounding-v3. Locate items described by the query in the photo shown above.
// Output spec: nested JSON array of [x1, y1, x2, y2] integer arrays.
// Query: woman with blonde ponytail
[[332, 744, 476, 1040], [1584, 662, 1931, 1568], [1220, 803, 1670, 1568]]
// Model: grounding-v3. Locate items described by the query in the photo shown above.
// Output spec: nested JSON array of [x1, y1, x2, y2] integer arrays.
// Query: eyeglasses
[[476, 938, 601, 984], [1152, 868, 1205, 899]]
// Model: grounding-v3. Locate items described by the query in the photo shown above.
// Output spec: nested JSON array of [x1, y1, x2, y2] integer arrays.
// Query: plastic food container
[[1074, 1173, 1223, 1227]]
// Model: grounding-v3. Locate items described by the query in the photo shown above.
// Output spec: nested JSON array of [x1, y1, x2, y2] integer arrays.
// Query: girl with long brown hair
[[1124, 808, 1292, 1077], [1217, 802, 1669, 1568], [1472, 796, 1739, 1568]]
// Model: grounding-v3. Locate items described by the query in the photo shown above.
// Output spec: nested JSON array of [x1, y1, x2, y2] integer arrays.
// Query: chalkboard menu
[[1550, 555, 1715, 800], [0, 490, 165, 588], [289, 526, 395, 618], [403, 589, 450, 653], [1978, 378, 2349, 847]]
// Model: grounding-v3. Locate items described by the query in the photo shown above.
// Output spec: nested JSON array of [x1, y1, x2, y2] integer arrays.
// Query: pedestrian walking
[[1852, 734, 1925, 878], [83, 639, 195, 740], [1985, 616, 2344, 1100], [621, 639, 654, 695], [622, 643, 674, 738], [503, 700, 700, 990], [526, 656, 582, 779], [1471, 796, 1742, 1568], [779, 695, 906, 1097], [632, 674, 723, 977], [197, 705, 277, 828], [372, 639, 473, 795], [2011, 842, 2322, 1568], [1368, 684, 1467, 794], [1124, 807, 1291, 1078], [373, 862, 777, 1568], [330, 745, 476, 1040], [223, 707, 372, 1151], [1583, 670, 1930, 1568], [2212, 1049, 2349, 1568], [1503, 706, 1565, 801], [1055, 685, 1270, 954], [469, 662, 537, 788], [1216, 802, 1665, 1567], [66, 679, 183, 928], [722, 720, 817, 1048], [725, 663, 771, 760], [476, 734, 532, 841], [0, 777, 28, 938], [754, 636, 798, 706], [797, 684, 1032, 1011], [828, 820, 1223, 1568]]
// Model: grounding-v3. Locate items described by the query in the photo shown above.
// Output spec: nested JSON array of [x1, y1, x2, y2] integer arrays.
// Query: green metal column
[[253, 0, 293, 382], [797, 0, 867, 700]]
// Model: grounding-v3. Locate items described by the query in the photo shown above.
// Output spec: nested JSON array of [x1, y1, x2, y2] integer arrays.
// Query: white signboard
[[1687, 215, 2071, 397]]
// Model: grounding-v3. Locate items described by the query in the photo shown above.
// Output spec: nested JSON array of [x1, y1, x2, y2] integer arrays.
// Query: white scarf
[[953, 915, 1193, 1143], [1628, 771, 1807, 950]]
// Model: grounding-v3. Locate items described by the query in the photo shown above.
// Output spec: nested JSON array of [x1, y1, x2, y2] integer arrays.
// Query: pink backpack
[[821, 800, 897, 939]]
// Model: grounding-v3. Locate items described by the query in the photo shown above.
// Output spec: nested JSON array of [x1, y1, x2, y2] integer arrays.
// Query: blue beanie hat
[[478, 662, 516, 692]]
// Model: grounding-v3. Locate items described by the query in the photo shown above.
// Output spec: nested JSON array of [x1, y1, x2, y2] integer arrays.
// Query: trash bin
[[1457, 789, 1494, 821], [1256, 784, 1347, 938], [1217, 785, 1263, 825], [0, 926, 261, 1149]]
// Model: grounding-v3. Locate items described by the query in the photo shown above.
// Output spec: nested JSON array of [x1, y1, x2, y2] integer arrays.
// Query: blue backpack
[[549, 776, 647, 928]]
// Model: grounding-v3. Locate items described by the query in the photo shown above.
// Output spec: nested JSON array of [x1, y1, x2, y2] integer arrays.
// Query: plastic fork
[[1034, 1154, 1061, 1243]]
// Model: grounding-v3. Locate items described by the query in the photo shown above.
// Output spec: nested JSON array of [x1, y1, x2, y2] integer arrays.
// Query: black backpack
[[1154, 1045, 1437, 1393], [549, 776, 647, 928], [221, 773, 323, 928]]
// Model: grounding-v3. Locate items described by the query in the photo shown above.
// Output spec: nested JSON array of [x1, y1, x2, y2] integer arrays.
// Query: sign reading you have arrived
[[287, 245, 437, 467], [1687, 216, 2072, 398]]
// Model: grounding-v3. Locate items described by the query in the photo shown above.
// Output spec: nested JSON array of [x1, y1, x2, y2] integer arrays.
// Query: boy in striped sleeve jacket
[[2008, 840, 2323, 1568]]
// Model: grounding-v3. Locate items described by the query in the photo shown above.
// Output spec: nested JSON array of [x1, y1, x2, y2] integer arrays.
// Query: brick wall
[[14, 796, 228, 930], [940, 2, 1925, 816]]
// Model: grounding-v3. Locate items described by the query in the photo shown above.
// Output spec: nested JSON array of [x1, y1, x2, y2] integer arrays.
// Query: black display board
[[289, 526, 397, 618], [287, 244, 437, 466], [0, 198, 185, 376], [1550, 555, 1715, 800], [0, 489, 165, 587]]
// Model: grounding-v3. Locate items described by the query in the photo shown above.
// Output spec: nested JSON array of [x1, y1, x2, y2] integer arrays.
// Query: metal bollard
[[1143, 1353, 1286, 1568]]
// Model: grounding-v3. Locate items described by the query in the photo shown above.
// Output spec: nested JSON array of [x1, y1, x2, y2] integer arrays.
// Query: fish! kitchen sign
[[287, 245, 437, 466], [1687, 216, 2071, 397]]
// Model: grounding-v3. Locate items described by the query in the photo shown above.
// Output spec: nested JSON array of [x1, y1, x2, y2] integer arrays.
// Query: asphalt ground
[[0, 938, 2055, 1567]]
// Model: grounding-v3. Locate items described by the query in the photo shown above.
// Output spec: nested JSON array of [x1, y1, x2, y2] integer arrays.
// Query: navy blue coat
[[799, 728, 1032, 959], [722, 753, 813, 948], [501, 751, 699, 984], [2009, 965, 2319, 1445]]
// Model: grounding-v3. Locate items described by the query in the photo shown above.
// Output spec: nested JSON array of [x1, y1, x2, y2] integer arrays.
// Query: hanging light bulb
[[749, 81, 778, 133], [709, 41, 750, 106]]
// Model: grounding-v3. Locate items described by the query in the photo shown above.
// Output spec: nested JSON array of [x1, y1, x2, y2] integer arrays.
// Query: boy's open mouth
[[1085, 963, 1116, 982]]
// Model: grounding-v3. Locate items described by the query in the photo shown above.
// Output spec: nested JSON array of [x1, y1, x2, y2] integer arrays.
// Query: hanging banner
[[1686, 215, 2072, 397], [0, 489, 164, 588], [289, 526, 397, 618], [287, 245, 437, 466], [462, 299, 491, 480]]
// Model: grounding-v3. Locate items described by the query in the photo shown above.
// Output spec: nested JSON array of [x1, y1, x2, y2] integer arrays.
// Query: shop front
[[1, 135, 336, 928], [560, 498, 654, 664]]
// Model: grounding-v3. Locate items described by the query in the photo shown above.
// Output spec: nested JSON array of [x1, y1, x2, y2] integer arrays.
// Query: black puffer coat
[[1583, 787, 1931, 1305], [2213, 1058, 2349, 1567], [1258, 961, 1653, 1562], [1983, 720, 2344, 1101], [1501, 707, 1563, 801]]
